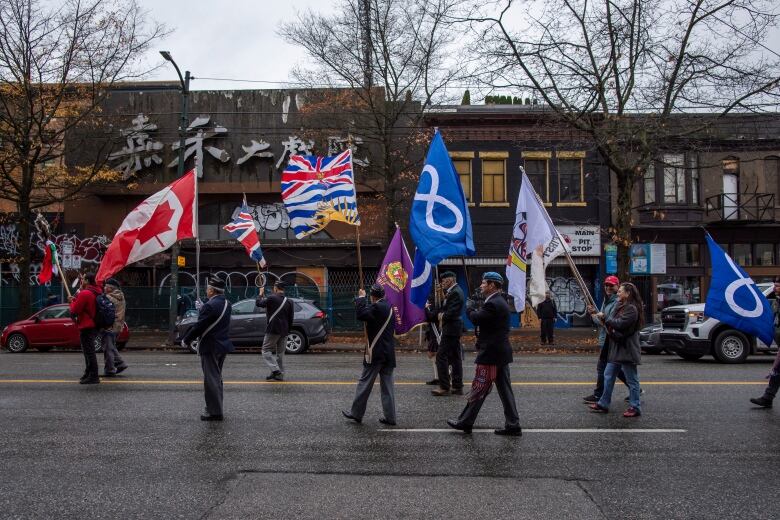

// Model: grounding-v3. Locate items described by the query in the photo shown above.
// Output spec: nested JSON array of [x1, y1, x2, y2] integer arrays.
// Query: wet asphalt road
[[0, 350, 779, 519]]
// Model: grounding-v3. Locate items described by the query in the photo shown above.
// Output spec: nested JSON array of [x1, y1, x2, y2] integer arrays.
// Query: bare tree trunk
[[614, 169, 634, 282], [17, 203, 31, 320]]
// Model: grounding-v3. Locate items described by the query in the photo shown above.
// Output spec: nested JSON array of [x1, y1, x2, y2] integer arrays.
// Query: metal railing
[[705, 192, 775, 221]]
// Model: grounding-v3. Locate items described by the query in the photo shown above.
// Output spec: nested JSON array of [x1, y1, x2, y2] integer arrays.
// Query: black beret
[[369, 283, 385, 297], [439, 271, 456, 280], [207, 276, 226, 290]]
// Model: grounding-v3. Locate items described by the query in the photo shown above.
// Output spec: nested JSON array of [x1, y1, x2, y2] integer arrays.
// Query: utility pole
[[160, 51, 190, 342]]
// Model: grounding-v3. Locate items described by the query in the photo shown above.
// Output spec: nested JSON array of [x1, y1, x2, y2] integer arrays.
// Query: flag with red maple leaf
[[97, 170, 196, 282]]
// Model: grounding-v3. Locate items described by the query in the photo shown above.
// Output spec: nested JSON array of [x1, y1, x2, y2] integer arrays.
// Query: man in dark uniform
[[750, 277, 780, 408], [424, 293, 441, 385], [342, 284, 397, 426], [256, 280, 294, 381], [536, 290, 557, 345], [447, 272, 521, 436], [181, 276, 234, 421], [431, 271, 465, 396]]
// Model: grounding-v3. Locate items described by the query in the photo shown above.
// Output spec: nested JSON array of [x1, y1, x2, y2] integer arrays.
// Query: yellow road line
[[0, 379, 767, 386]]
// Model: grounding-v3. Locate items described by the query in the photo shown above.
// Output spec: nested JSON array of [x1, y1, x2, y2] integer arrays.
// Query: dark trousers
[[80, 328, 98, 379], [594, 342, 627, 398], [455, 364, 520, 429], [200, 350, 227, 416], [763, 373, 780, 400], [540, 319, 555, 344], [435, 334, 463, 391]]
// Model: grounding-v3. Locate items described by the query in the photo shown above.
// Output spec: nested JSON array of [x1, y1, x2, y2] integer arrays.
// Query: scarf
[[467, 364, 498, 403]]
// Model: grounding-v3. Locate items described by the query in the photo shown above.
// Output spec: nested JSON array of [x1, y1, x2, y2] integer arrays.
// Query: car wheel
[[6, 333, 28, 353], [713, 330, 750, 364], [285, 330, 307, 354], [36, 346, 53, 352], [117, 342, 127, 351], [676, 351, 704, 361]]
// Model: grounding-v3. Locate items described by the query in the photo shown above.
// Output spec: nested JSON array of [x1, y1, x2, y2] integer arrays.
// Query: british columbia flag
[[223, 198, 267, 267], [281, 149, 360, 239]]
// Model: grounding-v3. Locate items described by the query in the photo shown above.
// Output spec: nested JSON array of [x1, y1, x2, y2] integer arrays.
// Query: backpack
[[90, 289, 116, 329]]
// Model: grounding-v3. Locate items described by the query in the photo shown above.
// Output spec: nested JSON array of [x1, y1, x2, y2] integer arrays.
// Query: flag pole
[[53, 249, 72, 299], [195, 166, 201, 301], [356, 225, 364, 290], [522, 168, 597, 309]]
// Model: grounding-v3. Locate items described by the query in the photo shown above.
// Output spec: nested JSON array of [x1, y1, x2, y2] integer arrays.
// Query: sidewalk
[[126, 327, 600, 353]]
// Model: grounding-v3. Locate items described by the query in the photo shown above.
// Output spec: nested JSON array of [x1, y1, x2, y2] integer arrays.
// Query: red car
[[1, 304, 130, 353]]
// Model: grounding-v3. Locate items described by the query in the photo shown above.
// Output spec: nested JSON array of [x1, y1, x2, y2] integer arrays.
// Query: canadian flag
[[97, 170, 196, 282]]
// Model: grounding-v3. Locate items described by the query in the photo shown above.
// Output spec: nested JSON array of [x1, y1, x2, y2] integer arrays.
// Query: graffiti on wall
[[547, 276, 589, 322], [233, 203, 291, 232], [157, 270, 321, 301]]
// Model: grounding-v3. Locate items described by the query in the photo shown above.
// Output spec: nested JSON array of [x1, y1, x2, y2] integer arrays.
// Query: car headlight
[[688, 311, 708, 324]]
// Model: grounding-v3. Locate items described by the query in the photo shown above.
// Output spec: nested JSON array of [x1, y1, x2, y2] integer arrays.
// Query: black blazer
[[436, 284, 464, 337], [256, 292, 294, 336], [467, 292, 513, 366], [182, 294, 234, 355], [355, 297, 396, 368], [536, 298, 557, 320]]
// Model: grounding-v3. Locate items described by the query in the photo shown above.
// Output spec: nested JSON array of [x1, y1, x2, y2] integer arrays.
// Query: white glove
[[194, 299, 203, 310], [180, 340, 189, 350]]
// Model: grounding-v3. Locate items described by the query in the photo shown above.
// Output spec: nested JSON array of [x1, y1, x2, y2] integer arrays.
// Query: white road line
[[379, 428, 687, 433]]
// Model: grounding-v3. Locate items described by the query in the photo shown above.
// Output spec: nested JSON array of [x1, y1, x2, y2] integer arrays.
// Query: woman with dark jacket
[[588, 282, 644, 417]]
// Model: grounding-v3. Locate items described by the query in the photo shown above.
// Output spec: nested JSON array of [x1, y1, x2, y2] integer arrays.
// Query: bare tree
[[465, 0, 780, 278], [0, 0, 165, 316], [279, 0, 463, 232]]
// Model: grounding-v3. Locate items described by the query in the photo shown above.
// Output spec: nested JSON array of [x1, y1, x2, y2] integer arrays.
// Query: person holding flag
[[223, 197, 266, 268], [749, 277, 780, 408]]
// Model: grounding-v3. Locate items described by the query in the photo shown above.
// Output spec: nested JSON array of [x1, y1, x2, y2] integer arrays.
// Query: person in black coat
[[181, 277, 234, 421], [447, 272, 521, 436], [536, 291, 557, 345], [343, 284, 397, 426], [424, 294, 441, 385], [430, 271, 465, 396], [256, 281, 294, 381]]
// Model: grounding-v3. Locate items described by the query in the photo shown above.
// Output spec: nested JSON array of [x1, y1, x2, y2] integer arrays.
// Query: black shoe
[[342, 410, 361, 423], [431, 388, 450, 396], [494, 426, 522, 436], [425, 379, 440, 385], [583, 394, 599, 403], [80, 377, 100, 385], [200, 414, 224, 421], [378, 418, 396, 426], [103, 372, 117, 378], [750, 396, 773, 408], [266, 371, 283, 381], [115, 365, 128, 375], [446, 418, 472, 434], [451, 388, 464, 395]]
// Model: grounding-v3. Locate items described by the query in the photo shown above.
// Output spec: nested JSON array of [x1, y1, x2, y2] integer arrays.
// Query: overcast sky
[[136, 0, 333, 90]]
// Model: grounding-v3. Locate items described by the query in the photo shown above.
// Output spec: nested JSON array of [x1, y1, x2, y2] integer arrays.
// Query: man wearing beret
[[256, 280, 294, 381], [430, 271, 465, 396], [342, 283, 397, 426], [447, 272, 521, 436], [181, 276, 234, 421]]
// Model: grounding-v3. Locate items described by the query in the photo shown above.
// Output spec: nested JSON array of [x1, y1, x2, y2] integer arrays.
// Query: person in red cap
[[583, 275, 630, 403]]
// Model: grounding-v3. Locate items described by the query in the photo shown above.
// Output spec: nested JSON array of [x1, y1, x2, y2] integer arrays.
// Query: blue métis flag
[[704, 232, 774, 345], [409, 130, 474, 307]]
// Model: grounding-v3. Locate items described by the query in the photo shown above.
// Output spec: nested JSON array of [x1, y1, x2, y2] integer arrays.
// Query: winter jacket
[[69, 284, 101, 330], [256, 292, 294, 336], [536, 298, 557, 320], [605, 302, 642, 365], [356, 297, 396, 367], [105, 289, 126, 334], [467, 292, 513, 366], [593, 293, 619, 347]]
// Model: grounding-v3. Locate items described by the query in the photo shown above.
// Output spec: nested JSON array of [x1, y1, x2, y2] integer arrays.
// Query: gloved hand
[[180, 340, 189, 350], [194, 299, 203, 310]]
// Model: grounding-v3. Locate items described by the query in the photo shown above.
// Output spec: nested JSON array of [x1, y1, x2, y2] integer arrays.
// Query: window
[[481, 159, 506, 203], [765, 156, 780, 200], [661, 154, 685, 203], [558, 158, 583, 202], [524, 159, 549, 202], [665, 244, 676, 266], [644, 168, 656, 204], [676, 243, 700, 267], [232, 300, 256, 315], [452, 159, 472, 202], [732, 243, 752, 266], [754, 243, 775, 266], [38, 306, 67, 319], [657, 276, 701, 311], [688, 154, 699, 204]]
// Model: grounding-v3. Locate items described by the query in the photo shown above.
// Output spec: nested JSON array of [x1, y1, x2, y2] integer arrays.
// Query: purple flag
[[376, 228, 426, 335]]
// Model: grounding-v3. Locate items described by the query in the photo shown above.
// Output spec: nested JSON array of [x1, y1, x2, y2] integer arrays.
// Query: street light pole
[[160, 51, 190, 342]]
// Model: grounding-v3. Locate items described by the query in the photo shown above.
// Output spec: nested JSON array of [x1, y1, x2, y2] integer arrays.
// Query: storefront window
[[754, 243, 775, 266], [732, 243, 752, 266], [677, 243, 700, 267], [657, 276, 701, 312], [666, 244, 676, 266]]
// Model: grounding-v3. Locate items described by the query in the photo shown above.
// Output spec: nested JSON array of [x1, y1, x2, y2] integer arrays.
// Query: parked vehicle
[[175, 298, 329, 354], [1, 304, 130, 353], [659, 283, 777, 363], [639, 323, 666, 354]]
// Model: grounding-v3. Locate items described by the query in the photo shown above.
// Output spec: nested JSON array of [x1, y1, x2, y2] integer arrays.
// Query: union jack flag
[[281, 149, 360, 239], [223, 198, 266, 267]]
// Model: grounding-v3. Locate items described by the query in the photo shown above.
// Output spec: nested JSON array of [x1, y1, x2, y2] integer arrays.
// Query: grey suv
[[176, 298, 329, 354]]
